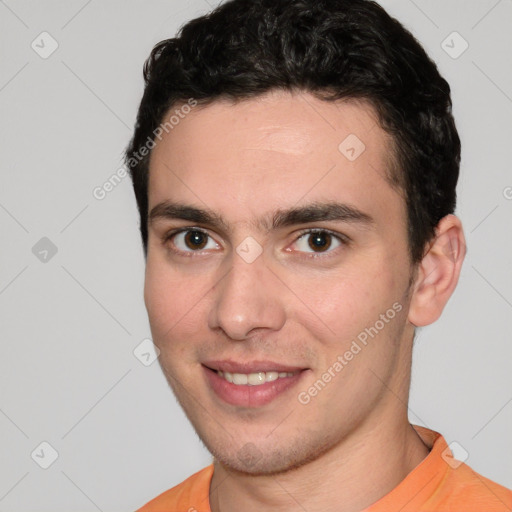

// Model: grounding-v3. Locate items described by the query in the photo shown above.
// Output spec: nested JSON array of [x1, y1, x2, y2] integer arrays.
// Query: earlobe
[[408, 215, 466, 327]]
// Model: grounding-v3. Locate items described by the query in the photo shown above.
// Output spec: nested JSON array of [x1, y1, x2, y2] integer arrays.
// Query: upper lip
[[203, 360, 306, 374]]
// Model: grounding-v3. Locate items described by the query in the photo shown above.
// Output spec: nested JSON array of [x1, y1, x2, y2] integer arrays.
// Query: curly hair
[[125, 0, 460, 263]]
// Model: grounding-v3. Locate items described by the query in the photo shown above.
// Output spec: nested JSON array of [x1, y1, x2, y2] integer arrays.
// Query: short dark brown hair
[[125, 0, 460, 263]]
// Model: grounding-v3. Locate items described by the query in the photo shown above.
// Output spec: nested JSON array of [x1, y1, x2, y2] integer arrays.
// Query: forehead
[[147, 90, 401, 228], [153, 91, 386, 159]]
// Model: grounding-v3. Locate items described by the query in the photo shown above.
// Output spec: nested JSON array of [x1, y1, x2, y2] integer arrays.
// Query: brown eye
[[307, 231, 332, 252], [167, 229, 219, 254], [292, 229, 344, 255], [184, 230, 208, 250]]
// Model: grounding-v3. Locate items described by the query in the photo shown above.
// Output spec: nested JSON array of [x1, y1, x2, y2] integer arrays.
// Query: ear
[[408, 214, 466, 327]]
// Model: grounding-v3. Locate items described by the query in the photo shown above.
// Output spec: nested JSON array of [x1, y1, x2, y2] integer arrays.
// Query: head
[[125, 0, 465, 474]]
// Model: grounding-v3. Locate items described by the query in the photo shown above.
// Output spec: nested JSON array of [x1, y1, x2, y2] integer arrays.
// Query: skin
[[144, 90, 466, 512]]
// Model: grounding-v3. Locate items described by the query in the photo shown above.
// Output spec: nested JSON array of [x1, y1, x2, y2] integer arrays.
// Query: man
[[125, 0, 512, 510]]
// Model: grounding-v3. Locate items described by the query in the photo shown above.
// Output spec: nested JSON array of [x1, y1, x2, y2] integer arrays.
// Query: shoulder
[[135, 465, 214, 512], [371, 427, 512, 512], [432, 461, 512, 511]]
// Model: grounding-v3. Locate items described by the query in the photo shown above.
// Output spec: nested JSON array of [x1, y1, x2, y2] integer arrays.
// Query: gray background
[[0, 0, 511, 510]]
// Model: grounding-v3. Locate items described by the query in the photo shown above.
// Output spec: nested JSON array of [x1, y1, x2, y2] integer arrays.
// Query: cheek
[[144, 265, 208, 378], [144, 258, 200, 346], [292, 258, 405, 352], [296, 265, 392, 320]]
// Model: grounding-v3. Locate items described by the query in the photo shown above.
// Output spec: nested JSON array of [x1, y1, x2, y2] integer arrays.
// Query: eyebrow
[[148, 200, 374, 233]]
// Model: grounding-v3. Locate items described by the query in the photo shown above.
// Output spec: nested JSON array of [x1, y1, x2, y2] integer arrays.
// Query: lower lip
[[203, 366, 307, 407]]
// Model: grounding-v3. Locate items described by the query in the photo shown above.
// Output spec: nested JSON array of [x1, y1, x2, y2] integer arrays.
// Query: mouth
[[216, 369, 299, 386], [202, 360, 309, 407]]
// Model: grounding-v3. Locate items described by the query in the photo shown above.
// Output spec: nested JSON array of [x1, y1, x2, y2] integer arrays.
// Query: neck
[[210, 416, 430, 512]]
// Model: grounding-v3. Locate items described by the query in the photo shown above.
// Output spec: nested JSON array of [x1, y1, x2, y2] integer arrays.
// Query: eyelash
[[162, 227, 350, 259]]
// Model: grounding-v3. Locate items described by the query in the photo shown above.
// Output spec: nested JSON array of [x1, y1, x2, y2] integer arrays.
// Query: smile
[[202, 360, 308, 407], [216, 370, 299, 386]]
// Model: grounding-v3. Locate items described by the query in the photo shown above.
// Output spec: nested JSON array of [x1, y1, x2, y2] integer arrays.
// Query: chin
[[207, 433, 335, 476]]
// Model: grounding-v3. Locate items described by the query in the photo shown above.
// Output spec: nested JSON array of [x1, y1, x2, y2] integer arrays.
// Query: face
[[144, 90, 416, 475]]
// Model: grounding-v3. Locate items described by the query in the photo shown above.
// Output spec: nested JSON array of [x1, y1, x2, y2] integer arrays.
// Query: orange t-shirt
[[136, 426, 512, 511]]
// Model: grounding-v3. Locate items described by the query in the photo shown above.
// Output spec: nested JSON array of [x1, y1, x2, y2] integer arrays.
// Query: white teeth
[[232, 373, 248, 385], [248, 372, 266, 385], [266, 371, 279, 382], [217, 370, 296, 386]]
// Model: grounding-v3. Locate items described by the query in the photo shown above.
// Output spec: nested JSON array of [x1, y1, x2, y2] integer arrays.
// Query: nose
[[208, 250, 286, 341]]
